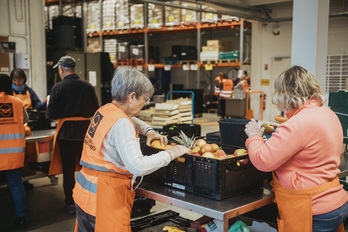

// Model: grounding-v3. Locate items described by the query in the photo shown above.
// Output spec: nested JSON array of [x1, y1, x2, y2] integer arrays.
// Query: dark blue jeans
[[75, 203, 95, 232], [313, 201, 348, 232], [2, 168, 26, 218]]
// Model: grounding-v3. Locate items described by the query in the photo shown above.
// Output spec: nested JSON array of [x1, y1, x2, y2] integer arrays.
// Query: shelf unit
[[45, 0, 250, 96]]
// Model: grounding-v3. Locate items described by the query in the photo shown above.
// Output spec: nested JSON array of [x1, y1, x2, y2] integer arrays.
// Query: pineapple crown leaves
[[172, 130, 197, 148]]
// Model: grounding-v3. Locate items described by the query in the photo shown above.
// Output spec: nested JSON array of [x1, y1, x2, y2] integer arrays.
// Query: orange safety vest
[[73, 103, 138, 232], [219, 79, 233, 98], [271, 172, 345, 232], [48, 117, 90, 176], [214, 76, 222, 96], [0, 92, 25, 171], [241, 81, 249, 92], [13, 91, 32, 109]]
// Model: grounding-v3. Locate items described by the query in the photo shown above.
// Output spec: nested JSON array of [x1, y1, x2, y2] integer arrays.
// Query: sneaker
[[64, 204, 76, 215], [15, 217, 27, 230]]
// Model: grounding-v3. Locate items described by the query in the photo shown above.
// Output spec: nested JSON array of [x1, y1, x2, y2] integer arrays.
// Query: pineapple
[[172, 130, 197, 149]]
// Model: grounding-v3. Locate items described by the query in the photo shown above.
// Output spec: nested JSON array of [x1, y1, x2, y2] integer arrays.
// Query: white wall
[[251, 15, 348, 121], [0, 0, 46, 100]]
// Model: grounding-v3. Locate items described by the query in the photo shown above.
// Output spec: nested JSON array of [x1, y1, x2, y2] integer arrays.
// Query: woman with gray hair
[[244, 66, 348, 232], [72, 67, 189, 232]]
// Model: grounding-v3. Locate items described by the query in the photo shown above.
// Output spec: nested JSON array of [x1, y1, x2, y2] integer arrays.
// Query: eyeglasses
[[141, 96, 150, 105]]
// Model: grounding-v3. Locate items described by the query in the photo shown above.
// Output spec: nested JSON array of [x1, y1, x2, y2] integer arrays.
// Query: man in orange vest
[[219, 74, 233, 117], [215, 72, 224, 116], [0, 74, 29, 230], [73, 67, 189, 231], [214, 72, 224, 98], [46, 56, 99, 215]]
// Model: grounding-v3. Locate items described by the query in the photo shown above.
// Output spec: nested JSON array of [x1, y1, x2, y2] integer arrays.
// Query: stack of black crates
[[141, 119, 265, 200]]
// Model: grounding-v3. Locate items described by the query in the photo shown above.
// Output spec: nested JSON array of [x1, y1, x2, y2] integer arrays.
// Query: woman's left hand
[[245, 118, 265, 137], [146, 131, 168, 147]]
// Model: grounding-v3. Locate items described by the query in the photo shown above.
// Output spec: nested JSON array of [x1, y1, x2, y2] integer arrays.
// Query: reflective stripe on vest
[[0, 133, 25, 140], [76, 170, 97, 194], [80, 160, 130, 175], [0, 147, 25, 154], [220, 90, 232, 98]]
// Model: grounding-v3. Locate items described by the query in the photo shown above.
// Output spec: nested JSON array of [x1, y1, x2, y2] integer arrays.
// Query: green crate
[[219, 51, 239, 60]]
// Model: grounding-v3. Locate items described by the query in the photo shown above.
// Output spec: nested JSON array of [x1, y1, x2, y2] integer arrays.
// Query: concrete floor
[[0, 113, 221, 232]]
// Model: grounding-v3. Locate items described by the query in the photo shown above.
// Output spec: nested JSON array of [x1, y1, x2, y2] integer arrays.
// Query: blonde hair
[[272, 66, 325, 111]]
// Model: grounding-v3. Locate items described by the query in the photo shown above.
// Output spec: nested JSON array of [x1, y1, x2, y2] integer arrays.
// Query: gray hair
[[111, 67, 154, 102], [272, 65, 325, 112]]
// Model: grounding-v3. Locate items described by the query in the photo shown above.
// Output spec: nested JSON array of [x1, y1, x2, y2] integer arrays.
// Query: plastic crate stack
[[104, 39, 117, 64], [152, 98, 192, 126], [86, 2, 100, 34], [103, 0, 116, 31], [148, 3, 163, 29], [130, 4, 144, 29], [116, 0, 129, 30]]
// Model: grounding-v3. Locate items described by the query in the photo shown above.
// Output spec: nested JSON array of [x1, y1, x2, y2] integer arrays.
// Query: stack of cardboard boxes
[[200, 40, 233, 61]]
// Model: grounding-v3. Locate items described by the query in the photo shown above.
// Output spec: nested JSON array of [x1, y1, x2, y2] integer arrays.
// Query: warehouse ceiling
[[132, 0, 348, 22]]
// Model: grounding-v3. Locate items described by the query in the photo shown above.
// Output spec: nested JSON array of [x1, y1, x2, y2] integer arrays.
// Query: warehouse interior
[[1, 0, 348, 231]]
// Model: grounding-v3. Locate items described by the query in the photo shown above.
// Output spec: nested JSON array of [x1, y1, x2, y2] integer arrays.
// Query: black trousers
[[58, 139, 84, 206]]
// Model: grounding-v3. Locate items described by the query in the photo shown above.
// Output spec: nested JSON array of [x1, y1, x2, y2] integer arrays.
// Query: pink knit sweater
[[246, 99, 348, 215]]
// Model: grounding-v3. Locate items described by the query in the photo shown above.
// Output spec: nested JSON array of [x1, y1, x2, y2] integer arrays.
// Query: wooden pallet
[[219, 59, 239, 64], [180, 60, 197, 65], [116, 59, 130, 66], [129, 58, 144, 66], [201, 60, 219, 64]]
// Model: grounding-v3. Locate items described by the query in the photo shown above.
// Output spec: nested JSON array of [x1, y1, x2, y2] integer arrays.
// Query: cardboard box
[[207, 40, 220, 47], [202, 46, 219, 52], [0, 36, 10, 72]]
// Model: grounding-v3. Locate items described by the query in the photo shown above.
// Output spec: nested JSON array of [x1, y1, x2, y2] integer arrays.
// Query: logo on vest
[[0, 103, 13, 118], [88, 111, 103, 138]]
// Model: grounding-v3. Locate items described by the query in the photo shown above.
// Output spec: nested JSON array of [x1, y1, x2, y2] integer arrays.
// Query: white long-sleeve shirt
[[100, 117, 171, 176]]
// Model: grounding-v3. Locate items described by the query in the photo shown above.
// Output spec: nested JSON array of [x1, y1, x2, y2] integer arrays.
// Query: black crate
[[172, 45, 197, 60], [192, 145, 265, 200], [163, 123, 201, 140], [206, 131, 220, 144], [165, 154, 194, 192], [140, 142, 194, 190], [140, 143, 168, 185], [219, 119, 250, 147], [141, 142, 265, 201]]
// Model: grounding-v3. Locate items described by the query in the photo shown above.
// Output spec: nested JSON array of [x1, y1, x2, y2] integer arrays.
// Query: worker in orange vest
[[73, 67, 189, 231], [215, 72, 225, 116], [0, 74, 29, 230], [235, 70, 249, 92], [214, 72, 224, 97], [219, 74, 233, 118], [244, 70, 250, 85]]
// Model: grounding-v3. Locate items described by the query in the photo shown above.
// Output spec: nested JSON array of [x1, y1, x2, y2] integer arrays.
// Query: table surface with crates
[[137, 150, 348, 232]]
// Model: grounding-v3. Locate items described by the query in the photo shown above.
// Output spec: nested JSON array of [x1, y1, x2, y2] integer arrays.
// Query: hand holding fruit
[[146, 130, 168, 147], [166, 145, 191, 160], [244, 118, 264, 137]]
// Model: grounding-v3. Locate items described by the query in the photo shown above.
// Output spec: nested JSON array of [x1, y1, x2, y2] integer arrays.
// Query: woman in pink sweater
[[245, 66, 348, 232]]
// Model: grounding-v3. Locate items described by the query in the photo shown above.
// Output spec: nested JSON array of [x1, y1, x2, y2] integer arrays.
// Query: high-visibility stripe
[[80, 160, 130, 175], [0, 133, 25, 140], [76, 172, 97, 194], [0, 147, 26, 154]]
